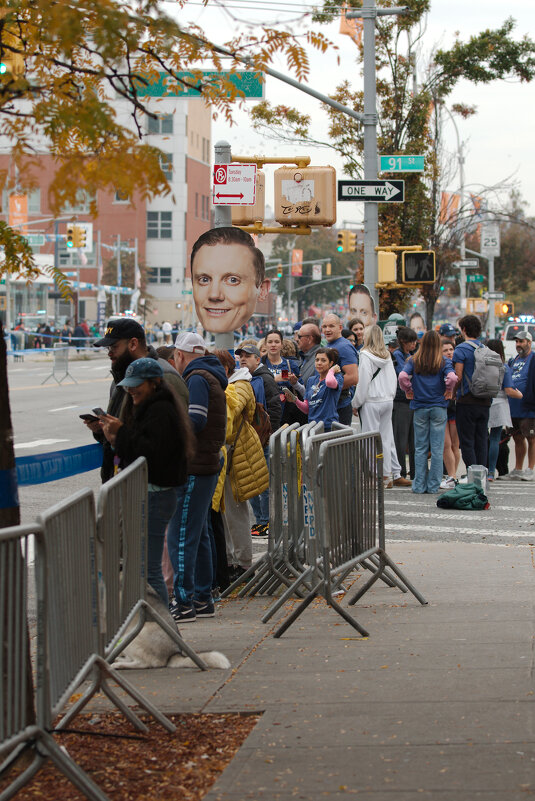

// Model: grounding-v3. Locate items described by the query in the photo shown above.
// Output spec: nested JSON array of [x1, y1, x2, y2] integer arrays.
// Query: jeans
[[147, 488, 178, 606], [456, 404, 490, 469], [488, 426, 503, 478], [413, 406, 447, 493], [249, 445, 270, 525], [166, 472, 219, 607]]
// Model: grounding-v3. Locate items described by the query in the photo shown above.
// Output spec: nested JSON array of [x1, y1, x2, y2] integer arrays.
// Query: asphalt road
[[7, 349, 535, 546]]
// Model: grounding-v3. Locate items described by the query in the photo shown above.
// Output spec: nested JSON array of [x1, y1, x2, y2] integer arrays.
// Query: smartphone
[[79, 413, 99, 423], [92, 407, 107, 417], [281, 369, 289, 380], [282, 387, 297, 402]]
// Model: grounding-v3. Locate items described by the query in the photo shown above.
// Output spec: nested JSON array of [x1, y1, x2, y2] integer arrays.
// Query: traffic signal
[[377, 251, 397, 283], [276, 263, 283, 278], [326, 261, 331, 276], [495, 301, 514, 316], [0, 17, 25, 78], [72, 225, 86, 248], [346, 231, 357, 253], [66, 224, 74, 248], [336, 230, 348, 253], [401, 251, 436, 284]]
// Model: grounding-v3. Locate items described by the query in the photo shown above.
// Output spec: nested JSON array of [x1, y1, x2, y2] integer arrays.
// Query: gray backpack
[[466, 341, 504, 399]]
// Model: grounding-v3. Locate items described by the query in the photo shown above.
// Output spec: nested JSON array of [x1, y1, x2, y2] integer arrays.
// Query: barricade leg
[[261, 565, 315, 624], [273, 579, 323, 638]]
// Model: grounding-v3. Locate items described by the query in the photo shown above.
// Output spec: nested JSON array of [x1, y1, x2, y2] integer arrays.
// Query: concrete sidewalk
[[87, 541, 535, 800]]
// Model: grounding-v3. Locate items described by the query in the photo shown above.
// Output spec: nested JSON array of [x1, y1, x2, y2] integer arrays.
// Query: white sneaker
[[505, 469, 525, 481], [440, 476, 456, 489], [521, 468, 535, 481]]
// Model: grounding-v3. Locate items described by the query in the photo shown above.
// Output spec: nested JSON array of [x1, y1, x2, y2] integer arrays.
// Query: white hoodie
[[228, 366, 252, 384], [352, 350, 397, 408]]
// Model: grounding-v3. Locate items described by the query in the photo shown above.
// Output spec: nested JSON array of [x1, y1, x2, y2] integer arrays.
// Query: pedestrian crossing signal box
[[402, 251, 436, 284]]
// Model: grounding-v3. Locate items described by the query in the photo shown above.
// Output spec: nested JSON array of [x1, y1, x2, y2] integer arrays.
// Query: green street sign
[[380, 155, 425, 173], [135, 70, 264, 99], [467, 274, 484, 283], [24, 234, 45, 247]]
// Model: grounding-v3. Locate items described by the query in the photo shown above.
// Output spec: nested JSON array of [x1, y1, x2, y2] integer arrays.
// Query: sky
[[174, 0, 535, 224]]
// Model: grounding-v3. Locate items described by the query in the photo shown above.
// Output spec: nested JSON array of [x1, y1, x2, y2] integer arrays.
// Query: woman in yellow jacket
[[213, 351, 269, 582]]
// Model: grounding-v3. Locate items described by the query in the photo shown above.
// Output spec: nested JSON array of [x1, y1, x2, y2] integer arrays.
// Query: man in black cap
[[85, 317, 188, 481], [439, 323, 457, 345]]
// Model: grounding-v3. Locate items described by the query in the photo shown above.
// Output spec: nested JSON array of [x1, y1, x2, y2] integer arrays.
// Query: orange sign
[[9, 194, 28, 232], [291, 248, 303, 277]]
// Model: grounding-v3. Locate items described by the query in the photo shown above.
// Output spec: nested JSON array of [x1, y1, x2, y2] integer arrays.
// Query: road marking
[[49, 405, 78, 412], [15, 438, 70, 450], [387, 509, 535, 522], [386, 523, 534, 539], [9, 378, 109, 391]]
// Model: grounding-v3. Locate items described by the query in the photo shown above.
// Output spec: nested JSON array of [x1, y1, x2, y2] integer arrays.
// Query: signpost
[[379, 155, 424, 172], [213, 163, 257, 205], [452, 259, 479, 268], [467, 274, 484, 283], [483, 291, 506, 301], [338, 180, 404, 203]]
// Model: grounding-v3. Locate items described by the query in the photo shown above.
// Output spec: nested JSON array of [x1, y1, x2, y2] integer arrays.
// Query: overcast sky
[[178, 0, 535, 221]]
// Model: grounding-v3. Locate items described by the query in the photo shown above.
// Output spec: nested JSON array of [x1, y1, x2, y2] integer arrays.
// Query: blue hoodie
[[182, 354, 228, 433]]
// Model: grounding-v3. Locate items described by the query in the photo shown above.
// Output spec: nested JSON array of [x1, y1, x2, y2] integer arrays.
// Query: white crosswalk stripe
[[386, 524, 535, 540]]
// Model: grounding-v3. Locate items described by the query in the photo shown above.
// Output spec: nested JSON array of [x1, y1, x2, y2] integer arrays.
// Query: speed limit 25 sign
[[481, 223, 500, 258]]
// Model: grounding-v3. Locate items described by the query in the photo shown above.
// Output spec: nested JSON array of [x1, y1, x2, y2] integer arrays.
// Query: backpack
[[436, 483, 489, 510], [466, 341, 504, 399], [250, 402, 272, 448]]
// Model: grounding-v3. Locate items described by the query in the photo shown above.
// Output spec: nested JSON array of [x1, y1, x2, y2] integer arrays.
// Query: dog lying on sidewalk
[[112, 586, 230, 670]]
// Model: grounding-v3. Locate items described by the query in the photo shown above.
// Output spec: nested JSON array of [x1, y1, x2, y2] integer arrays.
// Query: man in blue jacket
[[167, 332, 228, 622], [507, 331, 535, 481]]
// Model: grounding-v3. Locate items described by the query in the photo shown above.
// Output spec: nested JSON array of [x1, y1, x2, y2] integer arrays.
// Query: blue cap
[[293, 322, 302, 332], [439, 323, 457, 336], [117, 357, 163, 387]]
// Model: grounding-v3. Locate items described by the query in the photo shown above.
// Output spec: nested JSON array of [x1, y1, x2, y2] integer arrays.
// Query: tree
[[251, 1, 535, 323]]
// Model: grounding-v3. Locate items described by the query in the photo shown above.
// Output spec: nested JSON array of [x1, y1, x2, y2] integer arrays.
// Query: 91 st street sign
[[379, 155, 424, 173], [338, 180, 404, 203]]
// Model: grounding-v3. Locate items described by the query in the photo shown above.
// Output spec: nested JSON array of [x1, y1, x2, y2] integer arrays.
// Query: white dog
[[112, 587, 230, 670]]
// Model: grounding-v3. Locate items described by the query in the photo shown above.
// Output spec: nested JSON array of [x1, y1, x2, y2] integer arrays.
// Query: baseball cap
[[235, 344, 261, 357], [117, 357, 163, 387], [293, 322, 302, 332], [513, 330, 533, 342], [174, 331, 207, 353], [94, 318, 145, 347], [439, 323, 457, 337]]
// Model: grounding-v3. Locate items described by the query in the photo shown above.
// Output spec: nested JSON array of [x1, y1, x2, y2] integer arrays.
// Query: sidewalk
[[85, 540, 535, 800]]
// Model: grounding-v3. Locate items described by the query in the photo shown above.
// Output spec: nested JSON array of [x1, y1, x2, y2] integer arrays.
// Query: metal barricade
[[41, 344, 77, 385], [0, 524, 110, 801], [36, 488, 177, 735], [273, 430, 427, 638], [96, 458, 206, 670]]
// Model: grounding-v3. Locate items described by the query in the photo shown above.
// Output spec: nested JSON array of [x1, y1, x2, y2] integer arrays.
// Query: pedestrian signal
[[495, 301, 514, 316], [326, 261, 331, 275], [377, 251, 397, 283], [401, 251, 436, 284]]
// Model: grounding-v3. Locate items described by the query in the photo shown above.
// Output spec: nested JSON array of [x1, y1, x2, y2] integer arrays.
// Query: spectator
[[439, 322, 457, 346], [282, 338, 299, 359], [296, 322, 322, 385], [399, 331, 457, 494], [60, 320, 72, 344], [285, 347, 343, 431], [321, 313, 359, 425], [486, 339, 522, 481], [392, 326, 417, 482], [342, 327, 357, 346], [452, 315, 491, 470], [99, 358, 194, 606], [441, 341, 461, 488], [261, 329, 304, 425], [352, 325, 397, 486], [347, 317, 365, 352], [72, 321, 86, 352], [506, 331, 535, 481]]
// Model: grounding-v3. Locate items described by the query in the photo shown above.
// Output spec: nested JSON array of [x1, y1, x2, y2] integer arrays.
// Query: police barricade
[[273, 430, 427, 638], [35, 488, 177, 736], [95, 457, 206, 670], [41, 344, 77, 386], [0, 523, 110, 801]]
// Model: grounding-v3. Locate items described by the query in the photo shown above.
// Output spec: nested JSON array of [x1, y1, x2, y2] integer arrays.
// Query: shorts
[[510, 417, 535, 439]]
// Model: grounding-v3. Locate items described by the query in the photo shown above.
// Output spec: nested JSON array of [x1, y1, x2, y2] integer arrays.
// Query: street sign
[[312, 263, 322, 281], [338, 180, 404, 203], [134, 70, 264, 99], [181, 290, 193, 295], [467, 274, 484, 283], [24, 234, 45, 247], [483, 291, 506, 300], [379, 155, 424, 173], [481, 222, 500, 257], [452, 259, 479, 268], [213, 163, 257, 205]]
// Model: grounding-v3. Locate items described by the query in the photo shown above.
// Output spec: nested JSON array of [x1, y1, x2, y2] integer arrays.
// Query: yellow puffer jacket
[[212, 376, 269, 508]]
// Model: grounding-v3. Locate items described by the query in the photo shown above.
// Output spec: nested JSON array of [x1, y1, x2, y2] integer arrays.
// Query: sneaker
[[169, 601, 196, 623], [521, 468, 535, 481], [384, 477, 394, 489], [193, 599, 215, 618], [252, 523, 269, 537], [504, 468, 525, 481], [393, 476, 412, 487], [440, 476, 456, 489], [458, 475, 468, 484]]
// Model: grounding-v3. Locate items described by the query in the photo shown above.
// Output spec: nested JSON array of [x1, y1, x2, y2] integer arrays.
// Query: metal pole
[[362, 0, 379, 314], [213, 140, 234, 350], [287, 252, 293, 321], [54, 219, 60, 322], [488, 254, 495, 337], [459, 139, 466, 308]]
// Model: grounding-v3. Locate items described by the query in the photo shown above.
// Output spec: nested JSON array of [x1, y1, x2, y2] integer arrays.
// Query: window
[[147, 114, 173, 135], [114, 189, 130, 203], [62, 190, 95, 214], [28, 189, 40, 214], [160, 153, 173, 181], [195, 193, 199, 218], [147, 267, 172, 284], [147, 210, 172, 239], [201, 195, 205, 220]]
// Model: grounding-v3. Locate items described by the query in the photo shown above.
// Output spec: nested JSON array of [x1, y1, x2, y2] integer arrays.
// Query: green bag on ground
[[436, 483, 489, 510]]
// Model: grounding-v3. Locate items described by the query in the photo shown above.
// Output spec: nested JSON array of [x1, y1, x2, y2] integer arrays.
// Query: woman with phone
[[284, 348, 343, 431], [261, 329, 304, 425]]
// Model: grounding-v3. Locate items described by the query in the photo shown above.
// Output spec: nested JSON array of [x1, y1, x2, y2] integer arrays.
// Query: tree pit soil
[[1, 711, 260, 801]]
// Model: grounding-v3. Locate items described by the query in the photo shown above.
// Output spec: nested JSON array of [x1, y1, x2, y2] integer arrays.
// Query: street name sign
[[213, 163, 257, 205], [467, 274, 484, 283], [379, 155, 424, 172], [134, 70, 264, 99], [483, 291, 506, 300], [338, 180, 404, 203], [24, 234, 45, 247], [452, 259, 479, 268]]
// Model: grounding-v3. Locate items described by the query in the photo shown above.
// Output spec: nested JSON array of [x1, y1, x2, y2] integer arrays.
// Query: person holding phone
[[261, 329, 304, 425], [284, 348, 343, 431]]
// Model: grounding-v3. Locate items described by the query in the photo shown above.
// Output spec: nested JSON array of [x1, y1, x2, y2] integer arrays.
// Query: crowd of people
[[82, 302, 535, 625]]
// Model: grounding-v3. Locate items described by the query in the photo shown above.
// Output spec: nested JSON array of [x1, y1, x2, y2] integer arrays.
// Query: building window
[[160, 153, 173, 181], [28, 188, 40, 214], [62, 190, 95, 214], [147, 210, 172, 239], [195, 193, 199, 218], [114, 189, 130, 203], [147, 114, 174, 135], [147, 267, 172, 284]]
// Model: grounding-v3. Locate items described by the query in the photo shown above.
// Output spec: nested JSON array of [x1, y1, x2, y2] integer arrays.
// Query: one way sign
[[338, 180, 405, 203]]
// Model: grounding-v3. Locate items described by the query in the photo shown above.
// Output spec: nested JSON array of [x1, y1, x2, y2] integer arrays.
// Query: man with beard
[[84, 318, 188, 482]]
